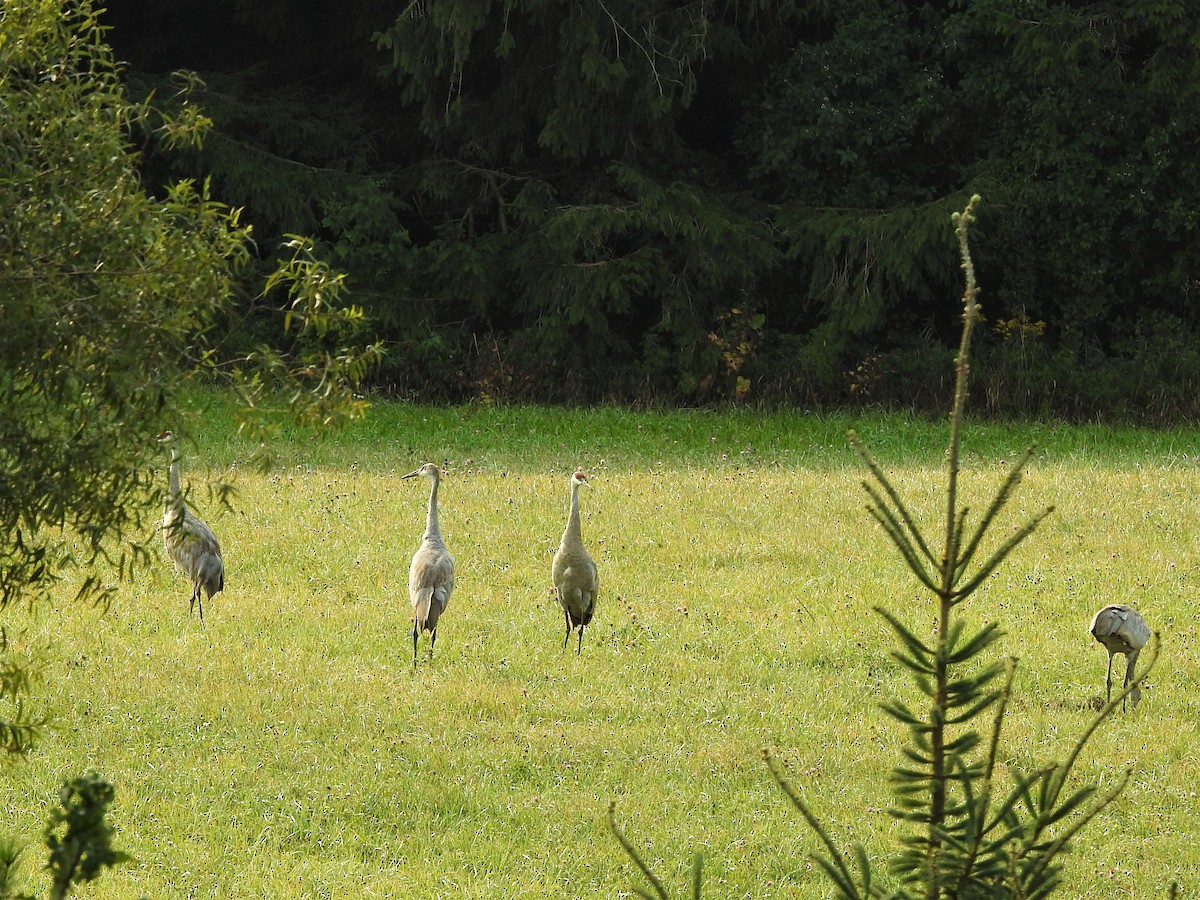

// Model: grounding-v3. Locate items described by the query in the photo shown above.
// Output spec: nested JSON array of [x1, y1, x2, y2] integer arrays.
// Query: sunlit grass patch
[[2, 398, 1199, 896]]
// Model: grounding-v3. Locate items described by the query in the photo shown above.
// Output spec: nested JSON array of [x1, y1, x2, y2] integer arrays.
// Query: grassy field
[[3, 396, 1199, 898]]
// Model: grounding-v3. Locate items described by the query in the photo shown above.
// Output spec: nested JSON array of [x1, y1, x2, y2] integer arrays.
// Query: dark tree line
[[104, 0, 1200, 420]]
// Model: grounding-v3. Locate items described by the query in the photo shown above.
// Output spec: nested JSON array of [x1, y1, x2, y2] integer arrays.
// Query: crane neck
[[166, 450, 183, 504], [424, 475, 443, 542], [563, 483, 583, 544], [163, 448, 186, 526]]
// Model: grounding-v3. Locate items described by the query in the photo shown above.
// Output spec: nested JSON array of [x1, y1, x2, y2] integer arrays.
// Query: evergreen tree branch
[[954, 447, 1037, 580], [862, 487, 941, 593], [765, 751, 865, 900], [1017, 772, 1128, 895], [942, 197, 983, 595], [851, 433, 938, 568], [1047, 633, 1159, 808], [944, 621, 1005, 665], [875, 608, 936, 667], [953, 658, 1015, 891], [915, 197, 983, 898], [607, 802, 672, 900], [951, 504, 1056, 601]]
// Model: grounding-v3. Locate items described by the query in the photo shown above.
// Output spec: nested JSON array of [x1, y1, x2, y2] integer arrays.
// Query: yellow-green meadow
[[3, 400, 1198, 897]]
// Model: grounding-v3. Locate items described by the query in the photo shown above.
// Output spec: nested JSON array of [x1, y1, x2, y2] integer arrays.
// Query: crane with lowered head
[[1090, 603, 1151, 710]]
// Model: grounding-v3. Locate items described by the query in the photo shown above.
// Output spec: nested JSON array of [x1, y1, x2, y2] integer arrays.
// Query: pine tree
[[611, 196, 1160, 899]]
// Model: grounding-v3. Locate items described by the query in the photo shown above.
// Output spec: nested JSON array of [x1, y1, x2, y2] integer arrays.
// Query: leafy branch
[[43, 773, 130, 900]]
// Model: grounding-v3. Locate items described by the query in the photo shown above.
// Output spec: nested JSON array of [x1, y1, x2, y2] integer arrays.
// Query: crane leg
[[562, 611, 571, 652], [430, 627, 437, 660], [576, 625, 584, 655], [1123, 652, 1140, 711], [1104, 654, 1114, 704], [412, 621, 419, 669]]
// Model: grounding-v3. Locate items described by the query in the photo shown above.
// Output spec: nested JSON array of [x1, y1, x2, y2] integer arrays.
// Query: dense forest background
[[103, 0, 1200, 421]]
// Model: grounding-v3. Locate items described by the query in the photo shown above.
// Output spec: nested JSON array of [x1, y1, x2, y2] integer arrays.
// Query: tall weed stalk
[[611, 195, 1159, 898]]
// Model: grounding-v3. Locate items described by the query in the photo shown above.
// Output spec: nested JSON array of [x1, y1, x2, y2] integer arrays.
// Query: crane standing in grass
[[552, 467, 599, 654], [157, 431, 224, 621], [403, 463, 454, 666], [1090, 603, 1151, 709]]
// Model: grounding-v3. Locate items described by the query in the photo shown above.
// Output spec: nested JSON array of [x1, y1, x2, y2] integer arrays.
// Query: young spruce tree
[[611, 195, 1159, 899]]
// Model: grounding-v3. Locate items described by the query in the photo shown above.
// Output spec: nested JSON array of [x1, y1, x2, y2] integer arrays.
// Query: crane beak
[[401, 468, 422, 480]]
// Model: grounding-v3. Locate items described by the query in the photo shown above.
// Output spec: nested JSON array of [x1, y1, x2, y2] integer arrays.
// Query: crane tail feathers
[[413, 589, 433, 631]]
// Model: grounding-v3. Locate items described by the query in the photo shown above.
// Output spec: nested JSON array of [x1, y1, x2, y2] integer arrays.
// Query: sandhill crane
[[552, 467, 599, 654], [1090, 604, 1151, 709], [157, 431, 224, 621], [402, 463, 454, 666]]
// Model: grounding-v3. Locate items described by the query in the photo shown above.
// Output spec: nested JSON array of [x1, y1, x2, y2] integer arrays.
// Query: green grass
[[3, 395, 1200, 897]]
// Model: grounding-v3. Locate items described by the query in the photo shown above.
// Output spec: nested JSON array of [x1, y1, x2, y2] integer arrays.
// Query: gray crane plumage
[[157, 431, 224, 620], [1090, 603, 1150, 709], [552, 467, 599, 654], [403, 463, 454, 666]]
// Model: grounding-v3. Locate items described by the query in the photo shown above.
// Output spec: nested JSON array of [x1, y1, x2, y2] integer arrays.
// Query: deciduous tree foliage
[[102, 0, 1200, 416], [1, 1, 244, 617], [0, 0, 378, 615], [0, 0, 380, 767]]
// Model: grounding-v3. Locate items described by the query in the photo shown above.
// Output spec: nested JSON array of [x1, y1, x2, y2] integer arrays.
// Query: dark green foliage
[[369, 0, 798, 401], [104, 0, 810, 403], [43, 773, 130, 900], [740, 0, 958, 208], [109, 0, 406, 379], [740, 0, 1200, 414], [100, 0, 1200, 415], [943, 1, 1200, 351], [770, 198, 968, 357], [0, 833, 24, 898], [375, 0, 704, 160]]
